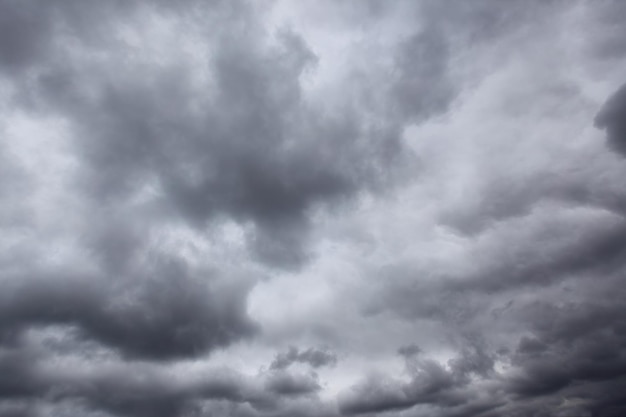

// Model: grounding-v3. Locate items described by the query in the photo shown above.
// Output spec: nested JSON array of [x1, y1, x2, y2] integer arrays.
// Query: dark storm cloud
[[3, 0, 423, 269], [339, 345, 496, 416], [343, 81, 626, 415], [270, 346, 337, 370], [360, 249, 626, 414], [0, 349, 42, 399], [73, 366, 263, 417], [339, 315, 625, 417], [459, 83, 626, 416], [0, 348, 265, 417], [0, 0, 436, 412], [0, 0, 422, 413], [595, 83, 626, 157], [3, 0, 626, 417], [0, 347, 333, 417], [357, 270, 626, 415], [0, 264, 256, 360], [506, 285, 626, 399]]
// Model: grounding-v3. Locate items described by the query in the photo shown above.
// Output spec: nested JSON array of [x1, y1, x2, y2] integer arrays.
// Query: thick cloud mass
[[596, 83, 626, 156], [1, 0, 626, 416]]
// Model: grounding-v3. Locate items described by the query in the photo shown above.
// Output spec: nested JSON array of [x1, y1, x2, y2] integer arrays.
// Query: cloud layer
[[1, 0, 626, 416]]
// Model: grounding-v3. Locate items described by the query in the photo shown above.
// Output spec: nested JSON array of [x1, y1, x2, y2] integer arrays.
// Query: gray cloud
[[339, 340, 495, 415], [0, 1, 50, 73], [0, 347, 268, 417], [596, 83, 626, 157], [2, 0, 626, 416], [0, 263, 256, 360], [265, 371, 321, 397], [356, 209, 626, 414], [270, 346, 337, 371], [0, 351, 338, 417], [11, 0, 417, 269], [390, 25, 455, 122]]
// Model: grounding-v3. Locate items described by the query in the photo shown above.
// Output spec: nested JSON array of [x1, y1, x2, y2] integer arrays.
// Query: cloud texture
[[1, 0, 626, 416]]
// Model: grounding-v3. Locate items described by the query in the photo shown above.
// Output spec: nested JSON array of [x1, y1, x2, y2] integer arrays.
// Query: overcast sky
[[1, 1, 626, 416]]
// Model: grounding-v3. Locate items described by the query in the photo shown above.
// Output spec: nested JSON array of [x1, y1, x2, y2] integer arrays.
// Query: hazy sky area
[[1, 1, 626, 416]]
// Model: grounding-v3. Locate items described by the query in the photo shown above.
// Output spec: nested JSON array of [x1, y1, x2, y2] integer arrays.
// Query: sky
[[0, 0, 626, 416]]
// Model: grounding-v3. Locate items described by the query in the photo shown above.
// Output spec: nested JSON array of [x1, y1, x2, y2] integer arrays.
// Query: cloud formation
[[270, 346, 337, 371], [1, 0, 626, 416], [596, 83, 626, 156]]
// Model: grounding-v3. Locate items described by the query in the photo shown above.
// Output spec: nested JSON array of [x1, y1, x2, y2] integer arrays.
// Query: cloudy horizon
[[1, 1, 626, 416]]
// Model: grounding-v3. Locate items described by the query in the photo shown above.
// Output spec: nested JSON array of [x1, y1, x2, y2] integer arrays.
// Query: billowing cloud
[[270, 346, 337, 371], [2, 0, 626, 416], [0, 265, 256, 360]]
